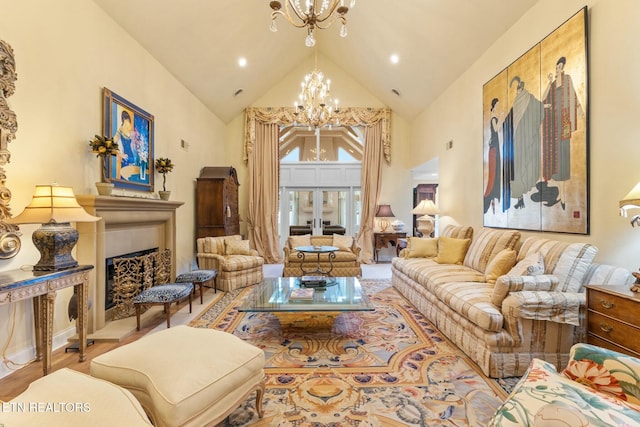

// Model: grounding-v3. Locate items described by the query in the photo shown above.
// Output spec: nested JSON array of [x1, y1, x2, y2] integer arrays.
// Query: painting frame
[[102, 88, 154, 192], [482, 7, 589, 234]]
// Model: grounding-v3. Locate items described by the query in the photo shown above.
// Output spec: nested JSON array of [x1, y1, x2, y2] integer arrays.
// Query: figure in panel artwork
[[531, 56, 584, 210], [501, 76, 543, 212], [483, 98, 501, 214]]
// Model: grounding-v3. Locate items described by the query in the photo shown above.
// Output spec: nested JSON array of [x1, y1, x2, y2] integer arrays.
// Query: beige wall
[[0, 0, 224, 375], [409, 0, 640, 270]]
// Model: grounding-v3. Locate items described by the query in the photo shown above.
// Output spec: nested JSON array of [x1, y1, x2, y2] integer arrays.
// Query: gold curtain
[[244, 107, 391, 264]]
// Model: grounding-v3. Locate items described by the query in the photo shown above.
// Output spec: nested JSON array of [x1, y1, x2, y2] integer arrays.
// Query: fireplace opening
[[105, 247, 158, 311]]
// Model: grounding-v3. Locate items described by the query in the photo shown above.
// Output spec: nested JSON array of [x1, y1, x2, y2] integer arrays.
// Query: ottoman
[[90, 325, 265, 427], [134, 283, 194, 330], [1, 368, 152, 426], [176, 269, 217, 304]]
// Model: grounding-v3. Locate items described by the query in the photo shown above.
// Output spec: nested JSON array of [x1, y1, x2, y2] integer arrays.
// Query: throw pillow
[[434, 237, 471, 265], [224, 239, 251, 255], [332, 234, 353, 252], [484, 249, 517, 284], [288, 235, 311, 249], [405, 237, 438, 258], [508, 251, 545, 276]]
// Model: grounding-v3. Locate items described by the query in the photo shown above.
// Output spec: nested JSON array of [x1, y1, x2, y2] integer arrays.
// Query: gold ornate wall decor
[[0, 39, 21, 258], [244, 107, 391, 164]]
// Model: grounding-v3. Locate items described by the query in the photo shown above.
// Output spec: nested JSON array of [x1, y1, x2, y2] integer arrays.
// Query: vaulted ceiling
[[93, 0, 538, 124]]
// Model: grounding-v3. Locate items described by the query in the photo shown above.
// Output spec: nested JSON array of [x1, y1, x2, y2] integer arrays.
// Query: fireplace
[[75, 195, 183, 334], [105, 247, 158, 312]]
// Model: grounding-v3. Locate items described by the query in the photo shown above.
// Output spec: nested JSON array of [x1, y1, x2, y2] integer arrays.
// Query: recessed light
[[390, 54, 399, 64], [238, 57, 247, 67]]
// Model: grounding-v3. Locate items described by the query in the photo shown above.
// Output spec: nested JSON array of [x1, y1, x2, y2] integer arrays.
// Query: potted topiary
[[155, 157, 174, 200], [89, 134, 119, 195]]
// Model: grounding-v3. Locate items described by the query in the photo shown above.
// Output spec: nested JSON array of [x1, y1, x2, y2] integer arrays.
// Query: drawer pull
[[599, 323, 614, 333], [599, 299, 615, 309]]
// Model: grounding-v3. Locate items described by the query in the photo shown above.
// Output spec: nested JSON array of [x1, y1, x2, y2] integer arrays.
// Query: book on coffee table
[[300, 276, 327, 286], [290, 287, 315, 301]]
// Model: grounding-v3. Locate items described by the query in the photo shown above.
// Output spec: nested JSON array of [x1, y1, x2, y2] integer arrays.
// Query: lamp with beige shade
[[619, 181, 640, 291], [411, 199, 439, 237], [8, 184, 100, 271]]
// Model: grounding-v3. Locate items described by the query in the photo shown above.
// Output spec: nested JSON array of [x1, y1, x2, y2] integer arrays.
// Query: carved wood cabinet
[[196, 166, 240, 238]]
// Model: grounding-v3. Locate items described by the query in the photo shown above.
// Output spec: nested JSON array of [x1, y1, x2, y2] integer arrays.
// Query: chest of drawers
[[585, 284, 640, 357]]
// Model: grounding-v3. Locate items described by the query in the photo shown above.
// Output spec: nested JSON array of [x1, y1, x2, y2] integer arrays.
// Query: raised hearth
[[76, 195, 183, 334]]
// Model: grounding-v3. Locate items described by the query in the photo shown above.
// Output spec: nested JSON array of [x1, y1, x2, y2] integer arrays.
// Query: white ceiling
[[92, 0, 538, 124]]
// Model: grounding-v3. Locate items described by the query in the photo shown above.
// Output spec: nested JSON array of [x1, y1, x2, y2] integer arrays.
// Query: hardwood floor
[[0, 317, 163, 401]]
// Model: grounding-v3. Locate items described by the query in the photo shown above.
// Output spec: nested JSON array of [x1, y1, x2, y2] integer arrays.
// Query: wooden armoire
[[196, 166, 240, 238]]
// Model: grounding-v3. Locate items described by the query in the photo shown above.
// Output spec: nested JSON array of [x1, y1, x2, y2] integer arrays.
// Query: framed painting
[[102, 88, 154, 192], [482, 7, 589, 234]]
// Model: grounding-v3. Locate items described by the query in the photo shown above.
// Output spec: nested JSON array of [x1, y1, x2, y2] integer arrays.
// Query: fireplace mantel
[[76, 195, 184, 334]]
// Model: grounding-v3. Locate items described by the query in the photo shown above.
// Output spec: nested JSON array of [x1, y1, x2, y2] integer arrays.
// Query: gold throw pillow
[[405, 237, 438, 258], [434, 237, 471, 265], [225, 239, 251, 255], [484, 249, 517, 284]]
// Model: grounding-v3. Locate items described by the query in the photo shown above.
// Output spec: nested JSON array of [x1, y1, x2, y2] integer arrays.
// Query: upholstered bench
[[175, 269, 217, 304], [90, 326, 266, 427], [1, 368, 152, 426], [134, 283, 194, 331]]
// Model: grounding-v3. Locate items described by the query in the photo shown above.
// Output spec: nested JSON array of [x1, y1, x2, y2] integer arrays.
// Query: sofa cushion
[[289, 234, 311, 248], [484, 249, 517, 284], [197, 235, 241, 255], [405, 237, 438, 258], [432, 281, 504, 332], [220, 254, 264, 271], [332, 234, 353, 251], [463, 228, 521, 273], [434, 237, 471, 265], [393, 258, 486, 292], [441, 225, 473, 239], [517, 237, 598, 292], [225, 239, 251, 255], [508, 251, 545, 276]]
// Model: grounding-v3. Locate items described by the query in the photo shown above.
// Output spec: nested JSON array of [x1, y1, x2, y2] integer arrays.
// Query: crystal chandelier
[[293, 59, 340, 129], [269, 0, 356, 47]]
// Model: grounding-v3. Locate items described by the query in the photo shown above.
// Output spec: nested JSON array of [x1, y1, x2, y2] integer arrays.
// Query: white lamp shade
[[620, 181, 640, 215], [411, 199, 439, 216], [9, 185, 100, 224]]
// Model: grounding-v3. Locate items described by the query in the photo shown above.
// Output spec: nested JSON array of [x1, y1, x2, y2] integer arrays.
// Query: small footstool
[[134, 283, 194, 330], [176, 269, 217, 304], [90, 326, 266, 427], [4, 368, 152, 426]]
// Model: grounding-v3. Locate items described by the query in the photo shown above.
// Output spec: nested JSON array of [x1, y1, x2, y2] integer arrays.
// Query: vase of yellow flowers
[[155, 157, 174, 200], [89, 134, 119, 196]]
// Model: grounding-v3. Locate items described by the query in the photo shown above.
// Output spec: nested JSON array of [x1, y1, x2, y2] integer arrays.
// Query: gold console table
[[0, 265, 93, 376]]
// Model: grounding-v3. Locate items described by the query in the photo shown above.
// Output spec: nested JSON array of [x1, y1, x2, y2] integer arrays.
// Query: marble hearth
[[76, 195, 183, 335]]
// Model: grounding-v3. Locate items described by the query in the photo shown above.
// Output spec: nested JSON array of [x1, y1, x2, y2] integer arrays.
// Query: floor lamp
[[411, 199, 439, 237]]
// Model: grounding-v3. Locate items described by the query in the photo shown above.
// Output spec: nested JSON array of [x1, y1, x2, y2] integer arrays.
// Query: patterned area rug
[[190, 279, 506, 426]]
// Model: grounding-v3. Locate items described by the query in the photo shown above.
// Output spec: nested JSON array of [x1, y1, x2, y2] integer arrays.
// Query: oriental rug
[[190, 279, 506, 426]]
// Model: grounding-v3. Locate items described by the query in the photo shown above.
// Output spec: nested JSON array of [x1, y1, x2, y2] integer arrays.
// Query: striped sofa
[[391, 225, 633, 378]]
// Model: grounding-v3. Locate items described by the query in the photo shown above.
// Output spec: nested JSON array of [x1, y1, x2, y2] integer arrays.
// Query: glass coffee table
[[239, 276, 373, 329]]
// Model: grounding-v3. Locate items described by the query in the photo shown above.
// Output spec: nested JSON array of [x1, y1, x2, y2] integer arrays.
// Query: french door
[[281, 187, 361, 244]]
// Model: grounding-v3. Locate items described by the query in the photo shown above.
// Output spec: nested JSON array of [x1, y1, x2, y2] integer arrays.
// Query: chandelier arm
[[283, 0, 311, 26], [313, 1, 346, 26]]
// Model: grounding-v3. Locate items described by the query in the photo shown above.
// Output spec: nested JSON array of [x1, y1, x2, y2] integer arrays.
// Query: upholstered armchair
[[282, 234, 361, 277], [196, 235, 264, 291]]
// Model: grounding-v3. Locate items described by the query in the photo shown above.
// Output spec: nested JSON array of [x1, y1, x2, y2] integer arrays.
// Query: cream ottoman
[[89, 325, 265, 427], [1, 368, 152, 426]]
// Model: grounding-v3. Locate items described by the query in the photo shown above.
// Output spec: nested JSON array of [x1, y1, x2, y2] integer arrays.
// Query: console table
[[373, 232, 407, 262], [0, 265, 93, 376]]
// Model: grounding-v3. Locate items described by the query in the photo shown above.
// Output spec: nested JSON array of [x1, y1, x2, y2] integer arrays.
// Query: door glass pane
[[321, 190, 346, 235], [287, 190, 313, 235]]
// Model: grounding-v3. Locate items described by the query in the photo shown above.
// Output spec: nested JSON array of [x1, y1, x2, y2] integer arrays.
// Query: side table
[[373, 232, 407, 262], [586, 284, 640, 358], [294, 245, 339, 276]]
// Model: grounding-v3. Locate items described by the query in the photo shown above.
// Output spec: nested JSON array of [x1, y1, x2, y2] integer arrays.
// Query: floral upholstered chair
[[489, 343, 640, 426]]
